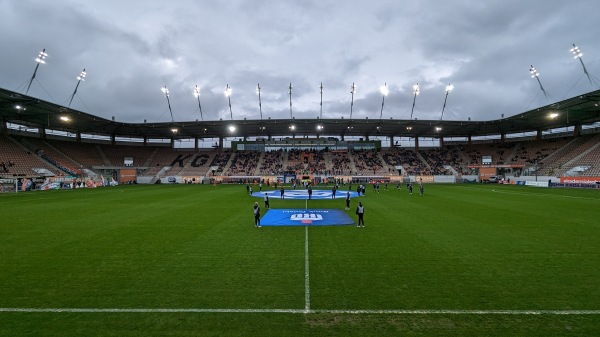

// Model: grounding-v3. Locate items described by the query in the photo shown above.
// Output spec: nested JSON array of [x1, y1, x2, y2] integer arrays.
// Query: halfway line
[[1, 308, 599, 315], [305, 225, 310, 313]]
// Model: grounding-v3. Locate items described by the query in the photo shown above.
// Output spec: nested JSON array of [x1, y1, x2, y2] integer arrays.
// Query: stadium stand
[[536, 133, 600, 176], [225, 151, 260, 176], [258, 149, 284, 175], [0, 135, 59, 176]]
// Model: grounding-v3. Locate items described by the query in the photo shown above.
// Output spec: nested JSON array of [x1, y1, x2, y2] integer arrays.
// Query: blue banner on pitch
[[260, 209, 356, 227]]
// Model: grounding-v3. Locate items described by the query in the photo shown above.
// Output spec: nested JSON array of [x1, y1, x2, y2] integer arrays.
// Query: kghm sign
[[260, 209, 355, 227]]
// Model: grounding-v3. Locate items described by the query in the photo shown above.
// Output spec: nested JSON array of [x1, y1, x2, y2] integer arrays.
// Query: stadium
[[2, 5, 600, 335], [2, 80, 600, 335]]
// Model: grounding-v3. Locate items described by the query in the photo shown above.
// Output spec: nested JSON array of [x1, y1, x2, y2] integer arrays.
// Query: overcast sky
[[1, 0, 599, 125]]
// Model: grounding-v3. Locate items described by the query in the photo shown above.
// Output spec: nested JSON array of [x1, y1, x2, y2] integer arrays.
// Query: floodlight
[[549, 113, 559, 119], [410, 83, 420, 120], [289, 83, 293, 119], [68, 68, 87, 108], [413, 83, 420, 95], [228, 125, 236, 132], [440, 84, 453, 120], [257, 83, 263, 120], [571, 45, 582, 59], [350, 83, 357, 119], [380, 83, 389, 96], [289, 125, 296, 131], [35, 49, 48, 64], [225, 84, 233, 120], [570, 44, 595, 88], [319, 82, 324, 119], [379, 83, 389, 119], [77, 70, 86, 81], [171, 128, 178, 133], [161, 86, 174, 122], [194, 85, 204, 121], [26, 48, 48, 94], [60, 116, 70, 122], [529, 65, 549, 100], [530, 65, 539, 78]]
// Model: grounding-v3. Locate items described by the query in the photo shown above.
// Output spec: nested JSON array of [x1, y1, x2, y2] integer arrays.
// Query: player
[[345, 191, 351, 210], [280, 186, 285, 199], [408, 183, 413, 195], [419, 183, 424, 196], [253, 202, 261, 228], [264, 193, 270, 209], [356, 201, 365, 227]]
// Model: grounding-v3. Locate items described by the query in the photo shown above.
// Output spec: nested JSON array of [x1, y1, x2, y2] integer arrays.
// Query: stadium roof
[[2, 87, 600, 140]]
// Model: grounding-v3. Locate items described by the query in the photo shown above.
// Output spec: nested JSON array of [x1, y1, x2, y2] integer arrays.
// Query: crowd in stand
[[1, 160, 14, 173], [330, 152, 352, 175], [259, 150, 284, 175], [227, 151, 260, 176], [285, 149, 327, 175], [511, 142, 561, 165], [419, 148, 467, 175], [382, 148, 427, 175], [209, 152, 231, 175], [353, 150, 384, 175]]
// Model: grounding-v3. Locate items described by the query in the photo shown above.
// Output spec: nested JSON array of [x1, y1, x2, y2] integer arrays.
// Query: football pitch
[[1, 183, 599, 336]]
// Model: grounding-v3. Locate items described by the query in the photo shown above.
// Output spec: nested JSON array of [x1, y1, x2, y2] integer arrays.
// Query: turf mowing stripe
[[1, 308, 599, 315], [305, 226, 310, 313], [490, 189, 599, 200]]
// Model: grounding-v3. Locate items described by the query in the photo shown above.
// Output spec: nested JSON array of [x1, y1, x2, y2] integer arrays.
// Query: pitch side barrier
[[551, 182, 600, 189]]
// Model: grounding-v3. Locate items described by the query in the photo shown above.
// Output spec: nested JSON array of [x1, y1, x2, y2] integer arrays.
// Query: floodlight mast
[[68, 68, 86, 108], [26, 49, 48, 95], [350, 83, 356, 119], [319, 82, 324, 119], [410, 83, 419, 120], [571, 44, 596, 88], [440, 84, 453, 120], [161, 86, 174, 122], [194, 85, 204, 121], [257, 83, 263, 120], [225, 84, 233, 120], [530, 65, 549, 101], [288, 83, 293, 119], [379, 83, 388, 119]]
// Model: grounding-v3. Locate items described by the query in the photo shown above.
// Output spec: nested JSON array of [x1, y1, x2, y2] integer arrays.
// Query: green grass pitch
[[0, 183, 599, 336]]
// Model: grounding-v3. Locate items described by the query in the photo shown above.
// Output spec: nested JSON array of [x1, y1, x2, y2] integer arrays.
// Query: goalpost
[[0, 178, 18, 193]]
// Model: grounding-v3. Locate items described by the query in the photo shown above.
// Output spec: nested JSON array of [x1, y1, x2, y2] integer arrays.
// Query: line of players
[[252, 179, 425, 228], [246, 180, 425, 197]]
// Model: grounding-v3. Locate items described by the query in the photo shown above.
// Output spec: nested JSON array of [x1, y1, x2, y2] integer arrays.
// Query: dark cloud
[[1, 0, 599, 128]]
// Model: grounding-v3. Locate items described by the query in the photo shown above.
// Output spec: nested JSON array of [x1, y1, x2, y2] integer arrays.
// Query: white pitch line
[[304, 225, 310, 313], [1, 308, 599, 315]]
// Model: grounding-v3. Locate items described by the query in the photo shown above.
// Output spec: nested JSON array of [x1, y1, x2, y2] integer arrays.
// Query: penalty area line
[[1, 308, 599, 315]]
